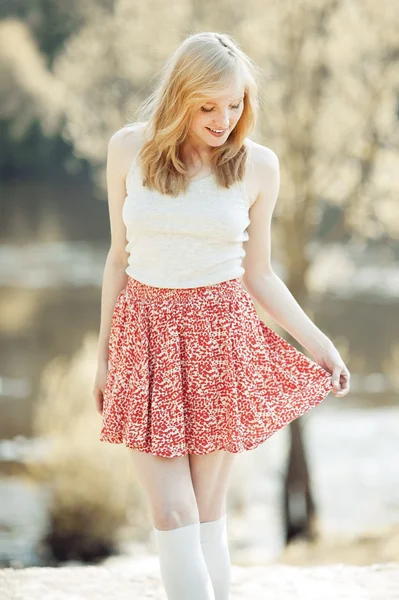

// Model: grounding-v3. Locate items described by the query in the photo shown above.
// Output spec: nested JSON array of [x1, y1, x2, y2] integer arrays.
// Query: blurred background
[[1, 0, 398, 571]]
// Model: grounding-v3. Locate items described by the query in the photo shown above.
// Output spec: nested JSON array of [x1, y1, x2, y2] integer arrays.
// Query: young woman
[[93, 31, 350, 600]]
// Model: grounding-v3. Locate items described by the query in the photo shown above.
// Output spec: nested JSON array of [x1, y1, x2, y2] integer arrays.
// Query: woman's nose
[[214, 113, 230, 128]]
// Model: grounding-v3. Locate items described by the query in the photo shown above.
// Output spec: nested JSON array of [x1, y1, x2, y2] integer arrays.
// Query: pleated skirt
[[99, 276, 333, 458]]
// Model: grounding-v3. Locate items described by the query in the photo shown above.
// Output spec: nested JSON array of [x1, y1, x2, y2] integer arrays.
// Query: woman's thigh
[[189, 450, 236, 522], [128, 448, 199, 530]]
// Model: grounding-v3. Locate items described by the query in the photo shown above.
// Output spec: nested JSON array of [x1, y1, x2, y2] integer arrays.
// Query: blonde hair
[[128, 32, 260, 196]]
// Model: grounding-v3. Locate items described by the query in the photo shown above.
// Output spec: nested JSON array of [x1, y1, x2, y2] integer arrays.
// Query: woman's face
[[189, 84, 245, 148]]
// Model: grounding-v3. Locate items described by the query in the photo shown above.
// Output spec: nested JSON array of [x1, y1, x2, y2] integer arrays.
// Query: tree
[[52, 0, 190, 189], [238, 0, 399, 543], [5, 0, 398, 547]]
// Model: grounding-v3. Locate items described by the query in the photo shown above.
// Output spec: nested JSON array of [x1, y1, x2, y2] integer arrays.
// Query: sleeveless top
[[122, 150, 251, 288]]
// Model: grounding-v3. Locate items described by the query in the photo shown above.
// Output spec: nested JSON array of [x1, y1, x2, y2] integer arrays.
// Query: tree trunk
[[283, 419, 317, 544], [282, 263, 318, 544]]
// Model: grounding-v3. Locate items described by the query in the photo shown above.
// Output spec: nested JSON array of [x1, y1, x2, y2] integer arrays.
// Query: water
[[0, 240, 398, 296], [1, 405, 398, 566], [0, 239, 398, 566]]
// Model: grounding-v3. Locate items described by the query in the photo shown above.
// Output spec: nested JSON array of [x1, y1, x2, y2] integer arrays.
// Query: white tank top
[[122, 150, 251, 288]]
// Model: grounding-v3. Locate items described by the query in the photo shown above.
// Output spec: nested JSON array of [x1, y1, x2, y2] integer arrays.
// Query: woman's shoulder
[[110, 121, 147, 155], [243, 137, 279, 171], [242, 138, 279, 208], [108, 122, 148, 179]]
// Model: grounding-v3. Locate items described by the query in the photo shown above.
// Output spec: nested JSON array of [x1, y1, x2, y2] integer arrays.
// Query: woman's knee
[[151, 500, 200, 530], [127, 448, 199, 530]]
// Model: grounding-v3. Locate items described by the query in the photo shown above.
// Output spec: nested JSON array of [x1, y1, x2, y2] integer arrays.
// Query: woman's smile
[[206, 126, 228, 137]]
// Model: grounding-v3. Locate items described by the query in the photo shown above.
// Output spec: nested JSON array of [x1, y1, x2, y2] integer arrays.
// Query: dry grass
[[278, 525, 399, 566], [27, 333, 148, 563]]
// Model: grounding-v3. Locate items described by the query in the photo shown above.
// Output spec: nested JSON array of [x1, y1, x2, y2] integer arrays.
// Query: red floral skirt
[[99, 276, 333, 458]]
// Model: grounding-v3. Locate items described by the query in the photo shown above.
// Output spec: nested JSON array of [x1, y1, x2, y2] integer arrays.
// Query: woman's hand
[[311, 342, 351, 398], [93, 360, 109, 415]]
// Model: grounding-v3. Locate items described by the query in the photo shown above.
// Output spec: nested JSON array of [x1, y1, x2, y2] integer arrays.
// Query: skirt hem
[[99, 380, 332, 458], [99, 432, 274, 458]]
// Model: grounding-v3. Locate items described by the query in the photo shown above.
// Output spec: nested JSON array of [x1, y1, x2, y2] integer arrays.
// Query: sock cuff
[[153, 521, 201, 552], [199, 513, 227, 544]]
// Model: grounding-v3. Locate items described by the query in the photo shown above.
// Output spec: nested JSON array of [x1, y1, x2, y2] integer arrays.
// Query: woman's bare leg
[[189, 450, 236, 600], [127, 448, 214, 599], [189, 450, 236, 521], [128, 449, 199, 529]]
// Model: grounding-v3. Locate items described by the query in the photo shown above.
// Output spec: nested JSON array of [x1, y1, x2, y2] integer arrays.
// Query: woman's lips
[[206, 127, 227, 137]]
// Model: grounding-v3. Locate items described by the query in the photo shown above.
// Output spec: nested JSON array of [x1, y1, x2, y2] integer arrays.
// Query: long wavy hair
[[128, 32, 260, 196]]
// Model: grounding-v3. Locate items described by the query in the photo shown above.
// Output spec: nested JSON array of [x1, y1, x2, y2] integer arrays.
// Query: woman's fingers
[[334, 368, 350, 397]]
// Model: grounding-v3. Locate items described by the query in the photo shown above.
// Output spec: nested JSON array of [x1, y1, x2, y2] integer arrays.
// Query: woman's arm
[[96, 128, 133, 365], [242, 143, 350, 397], [97, 257, 128, 365]]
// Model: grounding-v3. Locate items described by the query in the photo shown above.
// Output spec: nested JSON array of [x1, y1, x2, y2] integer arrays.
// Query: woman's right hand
[[93, 360, 109, 416]]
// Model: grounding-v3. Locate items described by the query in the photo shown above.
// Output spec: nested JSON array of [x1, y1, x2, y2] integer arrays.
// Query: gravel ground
[[1, 559, 399, 600]]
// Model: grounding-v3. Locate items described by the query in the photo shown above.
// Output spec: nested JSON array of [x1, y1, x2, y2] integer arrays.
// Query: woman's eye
[[200, 103, 242, 113]]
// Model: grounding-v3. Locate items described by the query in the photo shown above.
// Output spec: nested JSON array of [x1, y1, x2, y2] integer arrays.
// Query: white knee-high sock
[[199, 514, 231, 600], [153, 521, 215, 600]]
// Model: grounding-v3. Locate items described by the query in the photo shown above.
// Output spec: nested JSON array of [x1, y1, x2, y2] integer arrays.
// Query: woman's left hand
[[312, 342, 351, 398]]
